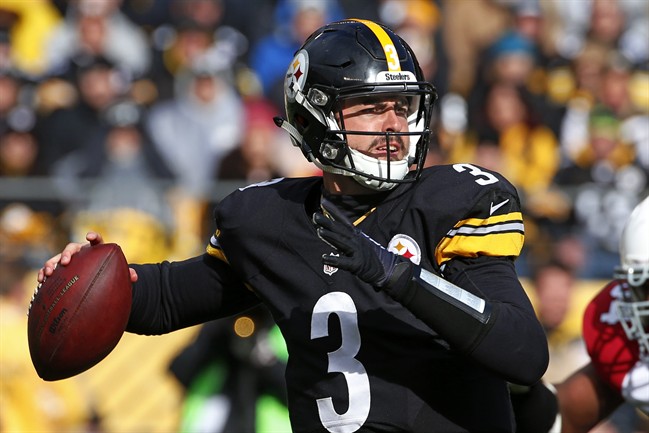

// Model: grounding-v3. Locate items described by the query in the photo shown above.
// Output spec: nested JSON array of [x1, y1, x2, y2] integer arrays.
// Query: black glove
[[509, 382, 560, 433], [313, 198, 411, 290]]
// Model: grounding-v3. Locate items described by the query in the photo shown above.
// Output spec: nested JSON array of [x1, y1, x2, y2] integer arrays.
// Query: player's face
[[338, 94, 411, 161]]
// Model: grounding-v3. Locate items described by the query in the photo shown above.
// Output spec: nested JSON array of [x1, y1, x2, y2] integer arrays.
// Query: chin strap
[[274, 117, 317, 163]]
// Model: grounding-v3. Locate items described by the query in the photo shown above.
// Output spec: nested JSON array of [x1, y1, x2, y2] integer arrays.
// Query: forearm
[[127, 254, 260, 335], [384, 259, 548, 385], [557, 364, 624, 433]]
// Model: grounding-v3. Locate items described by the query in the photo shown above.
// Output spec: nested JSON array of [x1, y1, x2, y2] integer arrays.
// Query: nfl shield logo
[[324, 253, 339, 276]]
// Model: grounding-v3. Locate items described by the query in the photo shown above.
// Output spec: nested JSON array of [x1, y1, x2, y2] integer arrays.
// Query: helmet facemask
[[280, 83, 435, 191], [318, 86, 433, 191], [615, 280, 649, 362], [613, 196, 649, 361]]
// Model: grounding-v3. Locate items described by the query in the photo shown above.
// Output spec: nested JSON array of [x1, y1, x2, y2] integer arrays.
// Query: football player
[[512, 195, 649, 433], [38, 19, 548, 432]]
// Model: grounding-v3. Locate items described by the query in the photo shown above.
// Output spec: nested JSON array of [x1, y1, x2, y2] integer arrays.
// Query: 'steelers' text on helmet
[[275, 19, 437, 191], [614, 195, 649, 361]]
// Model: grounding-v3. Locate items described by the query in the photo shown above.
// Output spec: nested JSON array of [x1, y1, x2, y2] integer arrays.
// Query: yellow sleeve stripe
[[206, 232, 256, 293], [458, 212, 524, 227], [436, 232, 525, 264], [350, 19, 401, 71], [206, 232, 229, 264], [435, 212, 525, 265]]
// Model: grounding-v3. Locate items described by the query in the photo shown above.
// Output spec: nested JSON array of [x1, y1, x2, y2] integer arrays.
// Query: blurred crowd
[[1, 0, 648, 432]]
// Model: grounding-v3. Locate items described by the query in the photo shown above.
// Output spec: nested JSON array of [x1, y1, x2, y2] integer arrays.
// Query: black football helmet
[[275, 19, 437, 191]]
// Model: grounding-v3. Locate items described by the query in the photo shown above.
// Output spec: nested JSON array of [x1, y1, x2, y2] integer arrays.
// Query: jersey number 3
[[453, 163, 499, 185], [311, 292, 371, 433]]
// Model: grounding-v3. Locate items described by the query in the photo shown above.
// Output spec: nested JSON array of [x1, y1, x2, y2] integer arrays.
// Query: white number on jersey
[[311, 292, 371, 433], [453, 163, 499, 186]]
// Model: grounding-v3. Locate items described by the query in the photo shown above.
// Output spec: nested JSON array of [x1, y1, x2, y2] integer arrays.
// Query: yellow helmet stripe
[[350, 18, 401, 72]]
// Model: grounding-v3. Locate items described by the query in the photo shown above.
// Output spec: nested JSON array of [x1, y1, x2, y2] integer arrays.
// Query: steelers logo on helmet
[[388, 234, 421, 265], [285, 50, 309, 102]]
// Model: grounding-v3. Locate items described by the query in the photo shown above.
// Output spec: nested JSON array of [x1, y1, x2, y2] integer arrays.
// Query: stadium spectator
[[530, 261, 588, 384], [35, 56, 128, 170], [0, 0, 62, 76], [440, 0, 514, 99], [147, 0, 249, 101], [463, 80, 560, 203], [0, 119, 40, 178], [50, 99, 174, 193], [553, 105, 648, 279], [377, 0, 442, 83], [48, 98, 179, 262], [217, 98, 284, 183], [145, 58, 244, 198], [43, 0, 151, 79], [0, 77, 65, 218], [548, 0, 649, 66], [248, 0, 344, 107], [621, 62, 649, 172], [0, 68, 26, 123]]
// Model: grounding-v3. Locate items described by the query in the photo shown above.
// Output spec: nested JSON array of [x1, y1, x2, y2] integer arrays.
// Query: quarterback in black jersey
[[40, 19, 549, 432]]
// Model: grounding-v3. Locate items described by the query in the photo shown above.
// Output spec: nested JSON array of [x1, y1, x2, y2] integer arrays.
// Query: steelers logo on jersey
[[388, 234, 421, 265], [285, 50, 309, 102]]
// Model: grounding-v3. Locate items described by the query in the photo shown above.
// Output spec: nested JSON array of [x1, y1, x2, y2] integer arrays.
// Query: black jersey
[[197, 164, 542, 432]]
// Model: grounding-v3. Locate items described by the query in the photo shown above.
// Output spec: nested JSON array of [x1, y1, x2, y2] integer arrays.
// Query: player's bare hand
[[37, 233, 99, 282], [38, 232, 138, 283]]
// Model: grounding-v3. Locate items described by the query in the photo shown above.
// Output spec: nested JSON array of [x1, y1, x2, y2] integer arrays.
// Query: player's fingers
[[41, 253, 62, 279], [316, 228, 356, 255], [315, 227, 338, 250], [313, 212, 354, 239], [322, 253, 354, 270], [312, 212, 334, 229], [129, 267, 138, 283], [86, 231, 104, 245], [312, 211, 325, 226], [60, 244, 80, 265]]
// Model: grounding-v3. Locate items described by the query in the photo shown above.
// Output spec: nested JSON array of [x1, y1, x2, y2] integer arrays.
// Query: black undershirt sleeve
[[126, 253, 261, 335], [384, 256, 548, 385]]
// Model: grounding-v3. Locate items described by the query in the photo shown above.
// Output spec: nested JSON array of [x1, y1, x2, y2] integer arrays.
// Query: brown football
[[27, 243, 132, 381]]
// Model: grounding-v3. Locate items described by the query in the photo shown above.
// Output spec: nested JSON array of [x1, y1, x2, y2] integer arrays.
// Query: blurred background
[[0, 0, 648, 432]]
